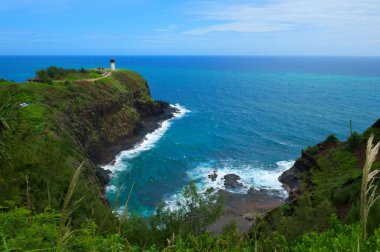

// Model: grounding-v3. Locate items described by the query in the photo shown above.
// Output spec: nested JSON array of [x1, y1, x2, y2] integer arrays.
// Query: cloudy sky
[[1, 0, 380, 55]]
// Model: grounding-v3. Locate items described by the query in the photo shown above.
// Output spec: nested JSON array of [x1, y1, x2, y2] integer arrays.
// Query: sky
[[1, 0, 380, 56]]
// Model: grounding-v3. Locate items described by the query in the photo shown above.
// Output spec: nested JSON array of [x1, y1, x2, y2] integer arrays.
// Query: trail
[[81, 71, 112, 82]]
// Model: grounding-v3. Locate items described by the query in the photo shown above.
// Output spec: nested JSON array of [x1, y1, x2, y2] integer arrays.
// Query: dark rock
[[372, 119, 380, 129], [96, 166, 112, 187], [223, 174, 243, 189], [278, 149, 319, 202], [208, 170, 218, 181]]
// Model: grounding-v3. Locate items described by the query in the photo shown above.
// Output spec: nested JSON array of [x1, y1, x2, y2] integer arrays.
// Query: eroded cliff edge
[[0, 69, 176, 227]]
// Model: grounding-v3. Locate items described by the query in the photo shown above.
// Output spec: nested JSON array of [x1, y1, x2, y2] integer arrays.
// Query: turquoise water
[[1, 56, 380, 215]]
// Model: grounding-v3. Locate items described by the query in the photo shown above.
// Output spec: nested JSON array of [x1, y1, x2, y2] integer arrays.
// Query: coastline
[[93, 97, 296, 232], [96, 102, 180, 188], [208, 188, 285, 234]]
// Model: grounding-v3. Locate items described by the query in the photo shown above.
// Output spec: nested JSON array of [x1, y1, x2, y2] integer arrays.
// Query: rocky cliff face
[[62, 71, 174, 164], [279, 119, 380, 203], [279, 150, 318, 202]]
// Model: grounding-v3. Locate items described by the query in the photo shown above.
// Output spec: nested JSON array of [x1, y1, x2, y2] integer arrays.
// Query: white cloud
[[157, 25, 178, 32], [184, 22, 292, 35], [185, 0, 380, 35]]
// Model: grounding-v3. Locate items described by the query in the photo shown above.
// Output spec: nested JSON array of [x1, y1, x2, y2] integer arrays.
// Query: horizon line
[[1, 55, 380, 58]]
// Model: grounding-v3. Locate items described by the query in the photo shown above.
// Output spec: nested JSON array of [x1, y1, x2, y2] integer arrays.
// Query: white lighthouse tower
[[110, 58, 116, 70]]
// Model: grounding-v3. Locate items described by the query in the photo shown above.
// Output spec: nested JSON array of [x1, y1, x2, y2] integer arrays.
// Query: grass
[[0, 69, 155, 230], [360, 134, 380, 240]]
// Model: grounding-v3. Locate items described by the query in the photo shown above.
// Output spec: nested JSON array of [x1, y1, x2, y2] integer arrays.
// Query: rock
[[96, 166, 112, 187], [208, 170, 218, 181], [372, 119, 380, 129], [278, 150, 319, 202], [223, 174, 243, 189]]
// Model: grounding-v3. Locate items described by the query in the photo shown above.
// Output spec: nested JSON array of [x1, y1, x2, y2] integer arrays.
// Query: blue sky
[[1, 0, 380, 55]]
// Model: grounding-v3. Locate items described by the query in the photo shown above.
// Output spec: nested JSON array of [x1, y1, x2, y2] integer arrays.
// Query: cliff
[[253, 119, 380, 245], [0, 69, 174, 228], [280, 119, 380, 205]]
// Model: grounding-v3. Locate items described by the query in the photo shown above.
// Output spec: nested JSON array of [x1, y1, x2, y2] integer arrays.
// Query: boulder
[[223, 174, 243, 189]]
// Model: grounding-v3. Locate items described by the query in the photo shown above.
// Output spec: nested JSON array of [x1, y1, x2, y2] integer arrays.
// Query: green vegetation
[[0, 67, 380, 251], [0, 68, 157, 231], [360, 134, 380, 240], [35, 66, 103, 83]]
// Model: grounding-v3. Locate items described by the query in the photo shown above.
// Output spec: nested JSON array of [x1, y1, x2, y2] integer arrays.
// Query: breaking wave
[[164, 160, 294, 211], [102, 104, 190, 174]]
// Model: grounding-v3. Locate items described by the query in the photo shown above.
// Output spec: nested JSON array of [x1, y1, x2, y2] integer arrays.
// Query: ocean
[[1, 56, 380, 215]]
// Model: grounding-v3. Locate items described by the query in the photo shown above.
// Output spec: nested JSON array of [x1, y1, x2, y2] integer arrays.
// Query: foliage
[[0, 69, 155, 231], [290, 218, 361, 251], [325, 134, 338, 144], [360, 134, 380, 240], [2, 206, 380, 251], [35, 66, 101, 82], [0, 78, 13, 83], [0, 93, 14, 161], [348, 131, 364, 152]]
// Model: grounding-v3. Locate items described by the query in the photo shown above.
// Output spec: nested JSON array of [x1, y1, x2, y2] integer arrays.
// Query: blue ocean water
[[1, 56, 380, 215]]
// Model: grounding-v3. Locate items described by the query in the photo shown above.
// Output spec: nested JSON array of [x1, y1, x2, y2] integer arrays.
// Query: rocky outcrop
[[96, 166, 112, 187], [208, 170, 218, 182], [223, 174, 243, 189], [372, 119, 380, 129], [279, 150, 318, 202]]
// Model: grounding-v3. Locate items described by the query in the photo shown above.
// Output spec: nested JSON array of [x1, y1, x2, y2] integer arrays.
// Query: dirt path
[[82, 71, 112, 82]]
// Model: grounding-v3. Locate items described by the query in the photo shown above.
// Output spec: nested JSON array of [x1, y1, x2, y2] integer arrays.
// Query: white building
[[110, 58, 116, 70]]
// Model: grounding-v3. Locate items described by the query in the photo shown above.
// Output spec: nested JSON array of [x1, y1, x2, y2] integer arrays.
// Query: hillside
[[252, 119, 380, 249], [0, 68, 380, 251], [0, 69, 174, 230]]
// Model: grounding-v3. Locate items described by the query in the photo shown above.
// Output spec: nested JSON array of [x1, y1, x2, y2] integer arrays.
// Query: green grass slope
[[253, 120, 380, 250], [0, 69, 162, 231]]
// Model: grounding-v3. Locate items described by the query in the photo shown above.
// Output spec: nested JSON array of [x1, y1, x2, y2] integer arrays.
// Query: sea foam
[[164, 160, 294, 211], [102, 103, 190, 174]]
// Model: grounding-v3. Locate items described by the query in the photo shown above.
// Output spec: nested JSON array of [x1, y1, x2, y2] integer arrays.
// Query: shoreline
[[208, 188, 285, 234], [96, 102, 180, 188], [205, 162, 295, 234], [94, 100, 294, 233]]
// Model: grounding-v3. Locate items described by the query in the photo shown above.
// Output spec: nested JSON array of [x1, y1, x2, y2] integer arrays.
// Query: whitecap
[[164, 159, 295, 211], [103, 103, 189, 180], [106, 184, 117, 193]]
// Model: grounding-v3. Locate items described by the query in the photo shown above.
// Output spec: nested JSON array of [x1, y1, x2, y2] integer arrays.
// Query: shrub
[[79, 67, 87, 74], [347, 131, 364, 152], [325, 134, 338, 144]]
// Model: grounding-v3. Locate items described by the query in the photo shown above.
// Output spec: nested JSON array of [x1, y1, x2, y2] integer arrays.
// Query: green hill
[[0, 69, 169, 231]]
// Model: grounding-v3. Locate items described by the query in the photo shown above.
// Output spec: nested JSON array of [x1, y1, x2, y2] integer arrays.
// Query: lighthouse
[[110, 58, 116, 70]]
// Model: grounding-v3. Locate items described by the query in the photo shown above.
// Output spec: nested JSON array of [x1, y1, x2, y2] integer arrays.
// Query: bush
[[79, 67, 87, 74], [347, 131, 364, 152], [325, 134, 338, 144]]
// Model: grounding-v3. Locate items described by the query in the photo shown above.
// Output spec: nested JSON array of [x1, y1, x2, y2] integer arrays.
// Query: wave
[[102, 103, 190, 174], [164, 160, 294, 211]]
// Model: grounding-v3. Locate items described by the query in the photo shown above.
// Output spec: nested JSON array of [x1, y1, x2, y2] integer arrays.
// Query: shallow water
[[1, 56, 380, 215]]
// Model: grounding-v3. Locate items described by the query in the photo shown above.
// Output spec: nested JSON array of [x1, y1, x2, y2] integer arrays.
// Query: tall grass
[[0, 94, 14, 161], [360, 134, 380, 240], [118, 182, 135, 235], [57, 163, 85, 247]]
